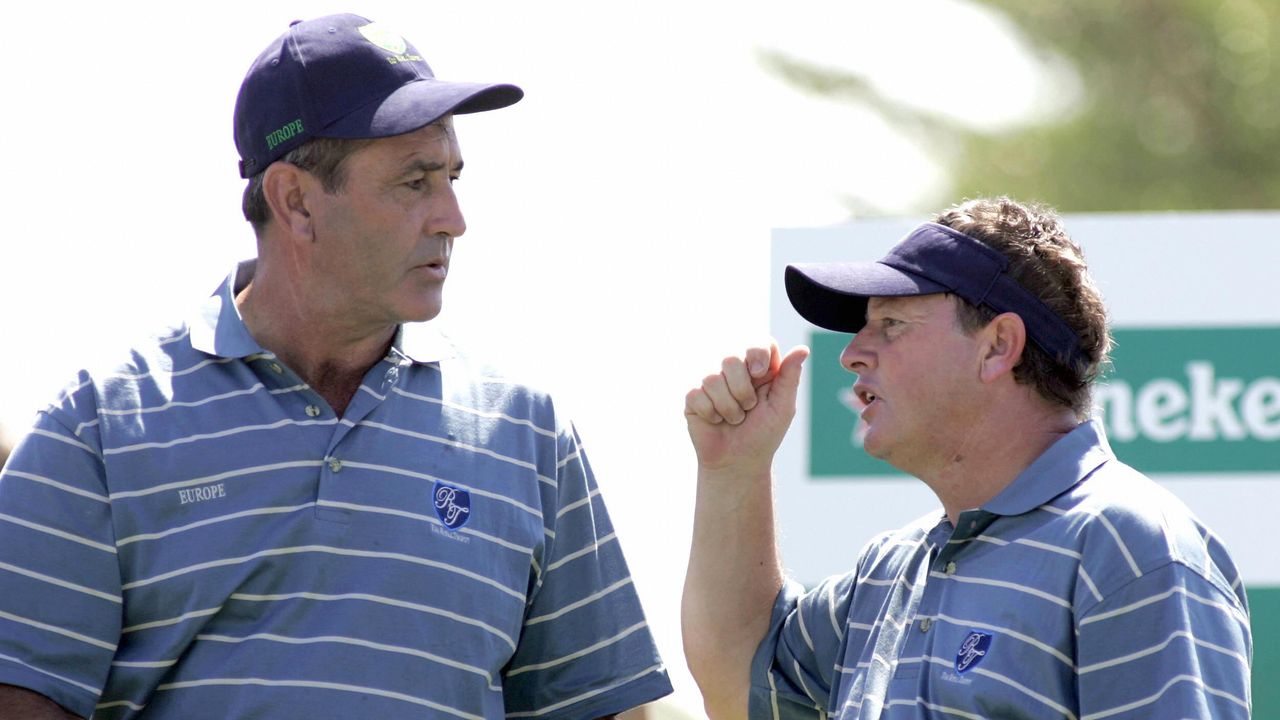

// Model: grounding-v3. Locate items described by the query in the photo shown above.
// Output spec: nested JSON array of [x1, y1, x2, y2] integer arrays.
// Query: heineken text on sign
[[808, 326, 1280, 477]]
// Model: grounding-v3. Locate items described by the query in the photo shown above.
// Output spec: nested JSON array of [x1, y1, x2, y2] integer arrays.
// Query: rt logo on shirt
[[955, 630, 993, 674], [433, 481, 472, 530]]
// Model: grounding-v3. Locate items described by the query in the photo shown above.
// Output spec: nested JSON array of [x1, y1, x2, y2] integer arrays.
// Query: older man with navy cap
[[681, 197, 1251, 718], [0, 14, 670, 719]]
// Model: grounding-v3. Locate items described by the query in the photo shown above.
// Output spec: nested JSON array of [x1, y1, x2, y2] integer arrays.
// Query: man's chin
[[860, 432, 890, 461], [404, 312, 443, 324], [399, 297, 444, 324]]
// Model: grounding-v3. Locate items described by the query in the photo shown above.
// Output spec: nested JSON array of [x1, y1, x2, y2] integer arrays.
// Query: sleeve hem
[[513, 666, 673, 720]]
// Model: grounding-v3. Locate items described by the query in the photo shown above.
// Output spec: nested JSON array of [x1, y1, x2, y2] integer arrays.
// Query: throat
[[273, 354, 375, 418], [308, 369, 367, 417], [316, 386, 358, 417]]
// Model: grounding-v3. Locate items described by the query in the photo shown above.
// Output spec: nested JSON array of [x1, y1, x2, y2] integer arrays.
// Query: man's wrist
[[698, 462, 773, 484]]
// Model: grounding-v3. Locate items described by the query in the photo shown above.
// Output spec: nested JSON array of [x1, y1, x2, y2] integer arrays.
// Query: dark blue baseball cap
[[785, 222, 1086, 369], [234, 14, 523, 178]]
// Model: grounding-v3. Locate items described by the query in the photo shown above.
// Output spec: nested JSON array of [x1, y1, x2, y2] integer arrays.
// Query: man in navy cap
[[681, 197, 1251, 718], [0, 14, 670, 719]]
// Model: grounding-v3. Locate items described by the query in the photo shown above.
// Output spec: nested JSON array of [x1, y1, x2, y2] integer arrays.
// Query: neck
[[917, 398, 1080, 526], [236, 260, 394, 415]]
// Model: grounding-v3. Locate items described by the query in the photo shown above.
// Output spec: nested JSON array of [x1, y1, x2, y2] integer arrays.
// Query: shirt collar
[[391, 322, 458, 364], [190, 260, 265, 359], [190, 259, 458, 364], [981, 419, 1115, 516]]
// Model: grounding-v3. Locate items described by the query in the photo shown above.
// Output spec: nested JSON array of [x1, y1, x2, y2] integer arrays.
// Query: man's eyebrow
[[401, 158, 464, 174]]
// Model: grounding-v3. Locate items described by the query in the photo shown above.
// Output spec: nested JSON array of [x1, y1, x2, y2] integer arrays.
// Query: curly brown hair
[[935, 197, 1112, 419]]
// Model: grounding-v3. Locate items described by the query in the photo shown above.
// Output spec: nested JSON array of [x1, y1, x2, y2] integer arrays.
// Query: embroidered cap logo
[[433, 481, 472, 530], [955, 630, 993, 674], [357, 23, 408, 54]]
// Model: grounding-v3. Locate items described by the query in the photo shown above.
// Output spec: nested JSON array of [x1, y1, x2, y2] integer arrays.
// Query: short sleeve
[[1076, 562, 1252, 718], [0, 405, 123, 718], [750, 572, 856, 719], [501, 423, 671, 718]]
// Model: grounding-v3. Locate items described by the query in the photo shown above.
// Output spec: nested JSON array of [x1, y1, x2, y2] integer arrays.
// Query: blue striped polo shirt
[[0, 262, 672, 719], [753, 421, 1251, 719]]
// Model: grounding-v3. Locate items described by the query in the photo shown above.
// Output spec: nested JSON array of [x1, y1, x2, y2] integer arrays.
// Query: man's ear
[[979, 312, 1027, 383], [261, 163, 314, 238]]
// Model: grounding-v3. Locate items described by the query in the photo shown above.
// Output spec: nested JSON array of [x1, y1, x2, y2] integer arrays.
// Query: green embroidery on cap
[[358, 23, 407, 54], [265, 119, 304, 151]]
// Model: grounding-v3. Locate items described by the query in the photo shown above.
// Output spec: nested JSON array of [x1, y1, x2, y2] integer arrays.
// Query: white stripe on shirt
[[121, 545, 525, 601], [0, 513, 115, 553], [1079, 673, 1249, 720], [393, 386, 558, 437], [153, 677, 485, 720], [1077, 629, 1250, 674], [505, 621, 648, 676]]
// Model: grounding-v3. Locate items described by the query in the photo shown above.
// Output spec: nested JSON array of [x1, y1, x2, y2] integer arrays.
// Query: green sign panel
[[807, 330, 899, 477], [808, 326, 1280, 477]]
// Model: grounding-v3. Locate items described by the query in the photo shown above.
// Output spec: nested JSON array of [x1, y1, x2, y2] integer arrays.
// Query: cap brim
[[784, 262, 948, 333], [323, 79, 524, 138]]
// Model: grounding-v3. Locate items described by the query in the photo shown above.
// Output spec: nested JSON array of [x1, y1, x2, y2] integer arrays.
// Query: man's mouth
[[855, 386, 878, 407], [414, 261, 448, 279]]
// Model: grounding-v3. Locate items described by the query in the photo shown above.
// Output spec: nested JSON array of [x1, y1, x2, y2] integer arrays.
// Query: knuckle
[[684, 389, 706, 412]]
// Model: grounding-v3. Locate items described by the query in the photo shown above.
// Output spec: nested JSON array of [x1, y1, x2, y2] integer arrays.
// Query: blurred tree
[[762, 0, 1280, 213]]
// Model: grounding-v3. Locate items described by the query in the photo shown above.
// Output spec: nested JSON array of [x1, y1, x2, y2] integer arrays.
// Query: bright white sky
[[2, 1, 1049, 712]]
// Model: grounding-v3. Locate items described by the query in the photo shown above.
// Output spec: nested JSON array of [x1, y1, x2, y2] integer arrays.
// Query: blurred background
[[3, 1, 1276, 716]]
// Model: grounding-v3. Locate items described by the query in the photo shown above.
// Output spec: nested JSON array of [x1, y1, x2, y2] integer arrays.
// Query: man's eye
[[405, 178, 425, 190]]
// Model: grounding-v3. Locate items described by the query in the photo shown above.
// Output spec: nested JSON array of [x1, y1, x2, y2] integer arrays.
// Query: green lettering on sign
[[808, 326, 1280, 478], [1096, 326, 1280, 472]]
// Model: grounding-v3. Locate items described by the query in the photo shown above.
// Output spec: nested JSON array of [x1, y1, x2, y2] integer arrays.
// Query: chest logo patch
[[433, 481, 472, 530], [955, 630, 993, 674]]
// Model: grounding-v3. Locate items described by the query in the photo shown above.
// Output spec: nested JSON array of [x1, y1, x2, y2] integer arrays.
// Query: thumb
[[768, 345, 810, 407]]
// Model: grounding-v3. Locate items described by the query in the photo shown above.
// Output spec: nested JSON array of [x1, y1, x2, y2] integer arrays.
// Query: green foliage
[[765, 0, 1280, 212]]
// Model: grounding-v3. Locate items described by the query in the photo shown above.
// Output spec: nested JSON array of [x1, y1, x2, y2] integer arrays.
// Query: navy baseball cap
[[785, 222, 1086, 369], [234, 14, 523, 178]]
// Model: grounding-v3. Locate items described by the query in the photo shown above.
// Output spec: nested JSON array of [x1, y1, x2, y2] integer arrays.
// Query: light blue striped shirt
[[753, 421, 1251, 719], [0, 263, 671, 719]]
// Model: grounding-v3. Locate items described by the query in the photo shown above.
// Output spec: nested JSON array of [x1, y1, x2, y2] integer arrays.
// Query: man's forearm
[[681, 343, 807, 718], [0, 684, 83, 720], [681, 465, 784, 719]]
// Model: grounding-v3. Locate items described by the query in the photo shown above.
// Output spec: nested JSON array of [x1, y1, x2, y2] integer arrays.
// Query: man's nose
[[841, 333, 873, 374], [432, 184, 467, 239]]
